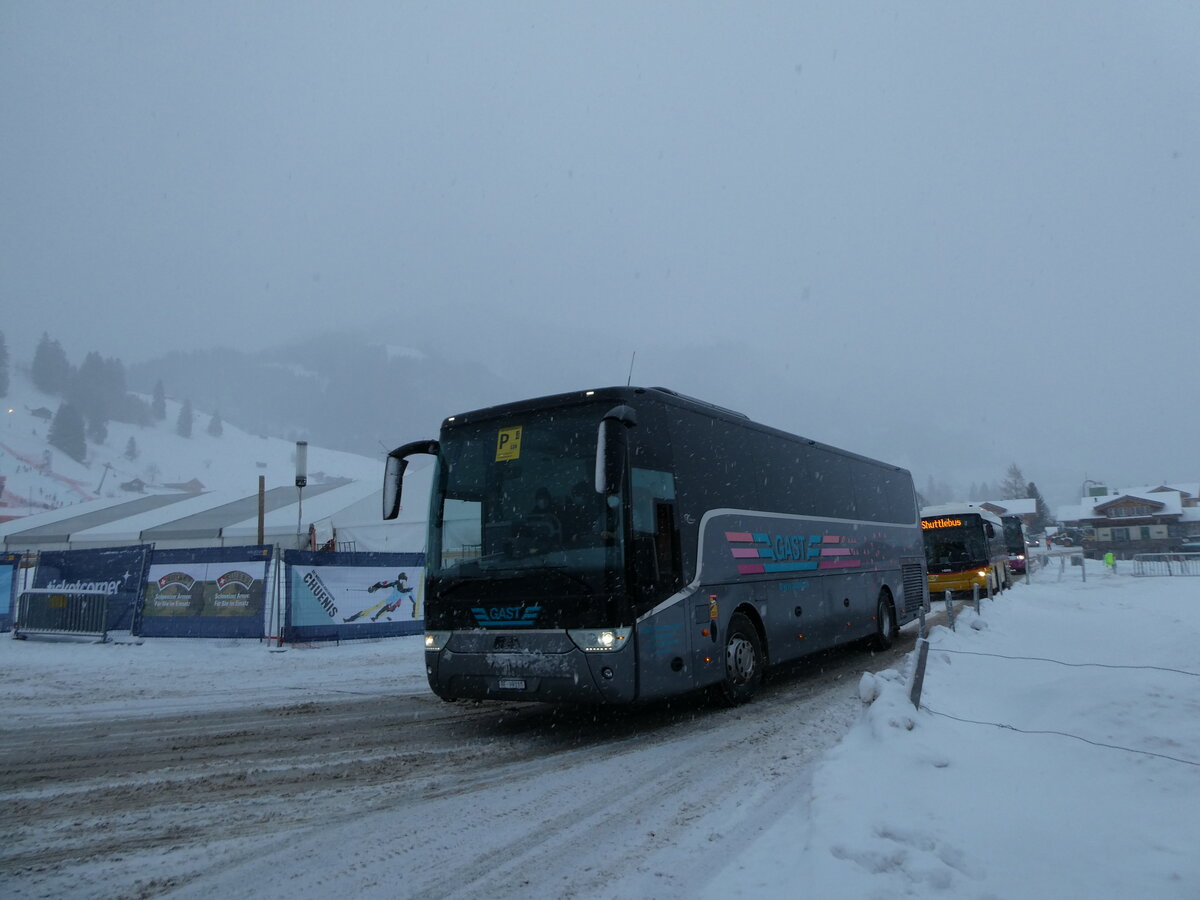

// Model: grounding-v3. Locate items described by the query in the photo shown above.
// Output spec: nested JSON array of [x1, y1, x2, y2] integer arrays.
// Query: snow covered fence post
[[973, 583, 981, 615], [945, 589, 955, 631], [918, 601, 927, 639], [909, 638, 930, 709]]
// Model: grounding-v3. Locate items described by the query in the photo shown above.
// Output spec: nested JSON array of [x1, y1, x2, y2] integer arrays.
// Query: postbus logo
[[922, 518, 963, 530], [471, 605, 542, 627]]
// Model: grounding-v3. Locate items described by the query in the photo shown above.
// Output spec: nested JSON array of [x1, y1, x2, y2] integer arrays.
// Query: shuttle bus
[[921, 504, 1012, 596], [384, 386, 929, 705]]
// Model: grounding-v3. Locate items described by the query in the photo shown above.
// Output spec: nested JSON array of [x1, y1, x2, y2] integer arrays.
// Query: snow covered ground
[[2, 556, 1198, 899]]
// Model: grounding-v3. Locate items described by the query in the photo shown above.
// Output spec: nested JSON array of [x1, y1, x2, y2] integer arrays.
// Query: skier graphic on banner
[[342, 571, 418, 623]]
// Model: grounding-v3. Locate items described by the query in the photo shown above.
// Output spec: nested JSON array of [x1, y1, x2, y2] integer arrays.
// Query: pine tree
[[0, 329, 9, 397], [176, 397, 193, 438], [48, 402, 87, 462], [1000, 463, 1027, 500], [70, 352, 111, 441], [124, 436, 139, 462], [1027, 481, 1053, 532], [152, 380, 166, 421], [32, 333, 72, 395], [206, 411, 223, 437]]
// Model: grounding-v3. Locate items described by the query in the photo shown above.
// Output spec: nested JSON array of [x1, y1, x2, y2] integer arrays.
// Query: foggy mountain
[[126, 333, 519, 461], [5, 320, 1066, 515], [118, 326, 1050, 508]]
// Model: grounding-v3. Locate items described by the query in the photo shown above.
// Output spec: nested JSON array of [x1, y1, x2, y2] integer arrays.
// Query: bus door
[[630, 466, 690, 700]]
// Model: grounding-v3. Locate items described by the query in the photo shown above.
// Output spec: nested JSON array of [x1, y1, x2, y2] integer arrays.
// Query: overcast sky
[[3, 2, 1198, 506]]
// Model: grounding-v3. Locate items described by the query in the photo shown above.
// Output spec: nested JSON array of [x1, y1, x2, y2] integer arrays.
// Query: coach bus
[[1001, 514, 1027, 573], [921, 504, 1012, 596], [384, 386, 929, 706]]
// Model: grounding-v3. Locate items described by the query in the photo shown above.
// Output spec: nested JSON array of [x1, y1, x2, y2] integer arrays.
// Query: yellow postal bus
[[921, 504, 1011, 596]]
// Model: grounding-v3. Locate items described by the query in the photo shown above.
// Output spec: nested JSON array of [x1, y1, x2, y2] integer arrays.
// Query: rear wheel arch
[[870, 587, 897, 650], [712, 608, 766, 706]]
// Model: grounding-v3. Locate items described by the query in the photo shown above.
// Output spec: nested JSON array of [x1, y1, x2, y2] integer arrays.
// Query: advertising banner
[[32, 546, 153, 632], [0, 553, 19, 632], [138, 546, 272, 638], [283, 550, 424, 642]]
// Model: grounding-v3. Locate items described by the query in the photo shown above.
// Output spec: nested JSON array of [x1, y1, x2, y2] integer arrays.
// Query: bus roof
[[920, 503, 1004, 526], [439, 385, 911, 477]]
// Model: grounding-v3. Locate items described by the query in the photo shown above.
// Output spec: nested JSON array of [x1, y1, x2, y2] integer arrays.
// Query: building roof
[[978, 498, 1037, 517], [1057, 482, 1198, 524]]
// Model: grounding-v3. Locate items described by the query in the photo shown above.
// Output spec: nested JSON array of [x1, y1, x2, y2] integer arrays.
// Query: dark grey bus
[[384, 386, 928, 705]]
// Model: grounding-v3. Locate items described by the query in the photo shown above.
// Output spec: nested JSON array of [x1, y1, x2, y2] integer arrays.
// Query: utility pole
[[295, 441, 308, 550]]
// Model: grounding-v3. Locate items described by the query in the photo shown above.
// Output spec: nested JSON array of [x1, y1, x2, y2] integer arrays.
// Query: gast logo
[[471, 606, 542, 627]]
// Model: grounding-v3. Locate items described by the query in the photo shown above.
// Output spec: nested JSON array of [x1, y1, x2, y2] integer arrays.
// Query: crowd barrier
[[15, 588, 111, 642], [1131, 552, 1200, 577]]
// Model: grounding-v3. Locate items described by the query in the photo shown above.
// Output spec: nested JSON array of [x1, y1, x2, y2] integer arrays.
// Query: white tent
[[323, 462, 434, 553], [0, 478, 430, 556]]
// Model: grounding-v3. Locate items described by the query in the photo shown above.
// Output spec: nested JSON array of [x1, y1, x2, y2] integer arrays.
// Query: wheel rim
[[726, 633, 756, 684], [878, 601, 893, 640]]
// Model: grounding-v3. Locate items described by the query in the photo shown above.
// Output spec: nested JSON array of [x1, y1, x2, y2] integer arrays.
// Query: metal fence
[[1130, 553, 1200, 577], [14, 588, 111, 641]]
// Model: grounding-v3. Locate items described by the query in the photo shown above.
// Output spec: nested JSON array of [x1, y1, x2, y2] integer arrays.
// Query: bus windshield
[[1002, 517, 1025, 554], [431, 404, 624, 592], [923, 522, 988, 567]]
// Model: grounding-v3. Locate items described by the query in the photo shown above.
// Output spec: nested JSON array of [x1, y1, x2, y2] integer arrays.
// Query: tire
[[713, 612, 763, 706], [870, 591, 896, 651]]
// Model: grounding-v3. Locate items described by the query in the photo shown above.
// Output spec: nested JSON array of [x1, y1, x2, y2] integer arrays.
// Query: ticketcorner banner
[[138, 545, 272, 638], [283, 550, 424, 642], [31, 546, 153, 633]]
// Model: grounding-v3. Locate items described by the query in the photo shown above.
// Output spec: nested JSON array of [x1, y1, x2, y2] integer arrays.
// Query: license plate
[[498, 678, 526, 690]]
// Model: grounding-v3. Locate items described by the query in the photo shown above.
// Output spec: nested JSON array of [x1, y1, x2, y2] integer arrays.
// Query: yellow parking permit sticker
[[495, 426, 523, 461]]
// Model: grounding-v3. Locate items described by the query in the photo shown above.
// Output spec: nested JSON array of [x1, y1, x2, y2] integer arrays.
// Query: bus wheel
[[871, 591, 895, 650], [714, 613, 763, 706]]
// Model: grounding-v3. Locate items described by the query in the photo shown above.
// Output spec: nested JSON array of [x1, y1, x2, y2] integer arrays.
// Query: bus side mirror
[[383, 454, 408, 520], [595, 405, 637, 495], [383, 440, 440, 520]]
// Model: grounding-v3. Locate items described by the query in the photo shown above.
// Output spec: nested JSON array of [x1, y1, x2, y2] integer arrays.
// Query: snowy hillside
[[0, 369, 383, 519]]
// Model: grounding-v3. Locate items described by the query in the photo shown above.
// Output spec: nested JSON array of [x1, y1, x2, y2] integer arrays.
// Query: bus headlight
[[568, 627, 632, 652], [424, 631, 451, 651]]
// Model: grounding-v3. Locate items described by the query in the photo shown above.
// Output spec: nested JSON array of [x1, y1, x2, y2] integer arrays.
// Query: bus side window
[[631, 469, 682, 594], [653, 500, 682, 588]]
